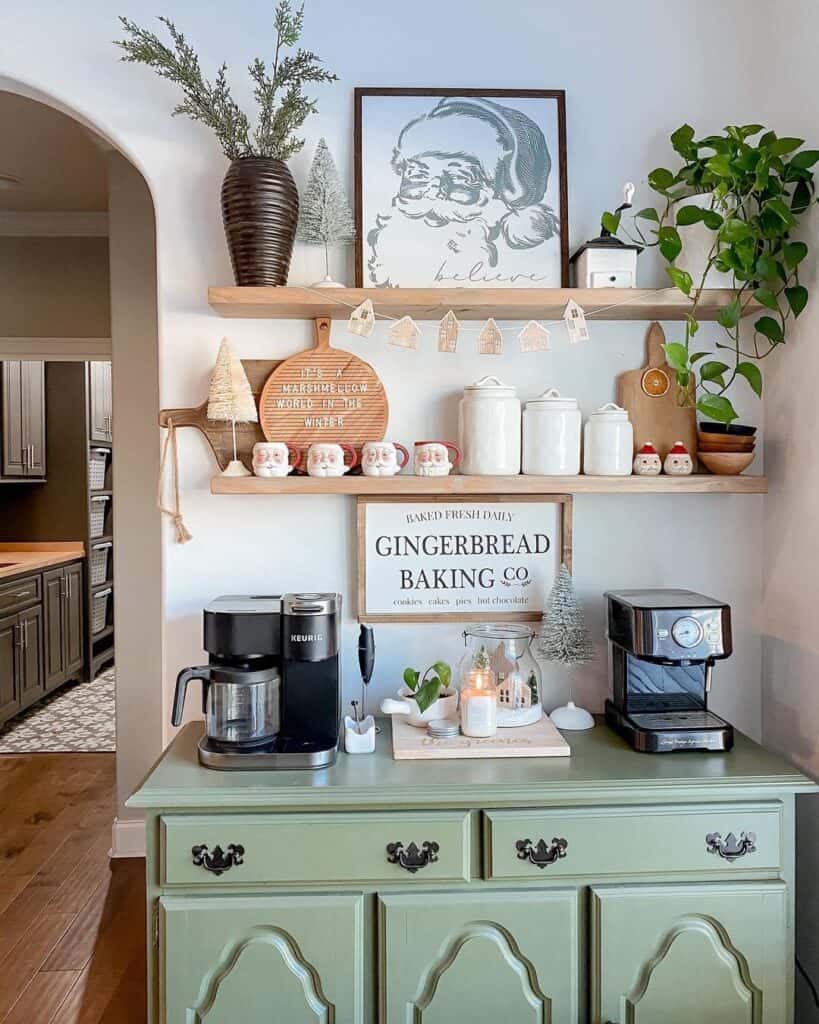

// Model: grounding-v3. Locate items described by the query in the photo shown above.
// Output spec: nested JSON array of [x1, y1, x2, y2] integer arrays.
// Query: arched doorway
[[0, 79, 163, 857]]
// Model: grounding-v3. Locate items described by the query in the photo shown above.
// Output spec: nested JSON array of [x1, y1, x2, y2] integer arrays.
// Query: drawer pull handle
[[386, 840, 439, 873], [705, 831, 757, 862], [516, 837, 568, 868], [191, 843, 245, 875]]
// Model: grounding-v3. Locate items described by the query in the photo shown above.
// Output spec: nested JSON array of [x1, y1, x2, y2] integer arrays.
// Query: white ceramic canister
[[583, 403, 634, 476], [458, 375, 521, 476], [522, 388, 581, 475]]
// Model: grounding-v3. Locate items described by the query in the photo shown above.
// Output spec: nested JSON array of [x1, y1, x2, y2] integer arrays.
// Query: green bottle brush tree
[[603, 124, 818, 423]]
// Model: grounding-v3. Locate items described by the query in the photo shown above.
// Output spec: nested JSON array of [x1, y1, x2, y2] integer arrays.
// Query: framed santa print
[[354, 88, 569, 288]]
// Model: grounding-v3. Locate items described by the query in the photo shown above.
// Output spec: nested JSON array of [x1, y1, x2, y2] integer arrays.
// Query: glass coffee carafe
[[172, 662, 281, 749], [459, 624, 543, 728]]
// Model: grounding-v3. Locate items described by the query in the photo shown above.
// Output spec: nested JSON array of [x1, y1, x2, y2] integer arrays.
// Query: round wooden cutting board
[[259, 317, 389, 447]]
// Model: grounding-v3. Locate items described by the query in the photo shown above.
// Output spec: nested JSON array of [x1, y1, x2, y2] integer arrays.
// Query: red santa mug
[[413, 441, 462, 477], [306, 442, 358, 478]]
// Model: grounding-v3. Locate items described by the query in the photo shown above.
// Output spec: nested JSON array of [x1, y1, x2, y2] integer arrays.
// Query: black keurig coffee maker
[[172, 594, 341, 769]]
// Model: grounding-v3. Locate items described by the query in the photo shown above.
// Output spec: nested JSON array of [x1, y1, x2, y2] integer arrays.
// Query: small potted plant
[[116, 2, 337, 287], [602, 123, 817, 424], [380, 661, 457, 727]]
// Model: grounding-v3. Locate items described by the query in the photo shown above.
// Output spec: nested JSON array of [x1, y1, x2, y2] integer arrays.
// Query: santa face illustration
[[367, 97, 559, 288]]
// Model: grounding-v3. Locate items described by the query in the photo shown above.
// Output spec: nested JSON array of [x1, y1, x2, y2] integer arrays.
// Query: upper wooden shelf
[[208, 287, 759, 322], [211, 474, 767, 496]]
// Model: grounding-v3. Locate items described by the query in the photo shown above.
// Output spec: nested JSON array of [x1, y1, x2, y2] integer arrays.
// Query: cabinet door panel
[[161, 893, 364, 1023], [0, 613, 19, 722], [43, 568, 66, 690], [64, 563, 84, 677], [591, 882, 787, 1024], [2, 361, 24, 476], [379, 890, 578, 1024], [21, 361, 45, 476], [88, 362, 109, 443], [18, 605, 43, 709]]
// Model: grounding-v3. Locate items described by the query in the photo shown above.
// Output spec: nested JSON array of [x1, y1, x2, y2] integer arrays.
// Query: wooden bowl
[[697, 432, 755, 451], [697, 451, 755, 475], [698, 421, 757, 437], [697, 439, 755, 453]]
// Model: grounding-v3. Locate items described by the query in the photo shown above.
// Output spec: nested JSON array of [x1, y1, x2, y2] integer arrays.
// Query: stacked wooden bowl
[[697, 423, 757, 475]]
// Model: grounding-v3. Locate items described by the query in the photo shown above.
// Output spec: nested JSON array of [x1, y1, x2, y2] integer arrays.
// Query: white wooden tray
[[390, 714, 571, 760]]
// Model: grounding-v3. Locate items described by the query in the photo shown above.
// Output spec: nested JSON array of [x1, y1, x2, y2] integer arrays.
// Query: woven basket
[[89, 449, 109, 490], [89, 496, 110, 539], [90, 543, 112, 587], [91, 588, 112, 634]]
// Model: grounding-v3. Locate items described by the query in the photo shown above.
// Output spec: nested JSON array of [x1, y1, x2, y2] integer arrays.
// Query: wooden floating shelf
[[208, 286, 760, 323], [211, 474, 767, 496]]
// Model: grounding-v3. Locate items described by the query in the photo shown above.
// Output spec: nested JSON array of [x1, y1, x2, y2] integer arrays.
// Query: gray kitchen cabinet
[[1, 360, 46, 478], [0, 612, 18, 721], [17, 603, 44, 711], [43, 561, 85, 692], [88, 361, 112, 443]]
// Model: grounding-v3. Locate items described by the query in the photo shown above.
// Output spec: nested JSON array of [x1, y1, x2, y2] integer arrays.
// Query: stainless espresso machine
[[172, 594, 341, 770], [604, 588, 734, 753]]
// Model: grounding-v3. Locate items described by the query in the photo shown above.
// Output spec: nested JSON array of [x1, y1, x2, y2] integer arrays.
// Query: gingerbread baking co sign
[[357, 496, 572, 622]]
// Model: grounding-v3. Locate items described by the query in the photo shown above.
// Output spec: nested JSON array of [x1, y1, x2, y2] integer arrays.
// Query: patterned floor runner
[[0, 668, 115, 753]]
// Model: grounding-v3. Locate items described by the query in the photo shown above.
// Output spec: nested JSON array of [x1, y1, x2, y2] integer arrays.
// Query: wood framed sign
[[357, 495, 572, 623]]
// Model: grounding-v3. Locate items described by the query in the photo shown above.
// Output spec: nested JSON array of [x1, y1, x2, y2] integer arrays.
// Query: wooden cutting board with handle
[[259, 316, 389, 447], [617, 321, 697, 463]]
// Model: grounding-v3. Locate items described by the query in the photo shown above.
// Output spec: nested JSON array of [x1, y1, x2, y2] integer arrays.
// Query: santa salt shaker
[[633, 441, 662, 476], [664, 440, 693, 476]]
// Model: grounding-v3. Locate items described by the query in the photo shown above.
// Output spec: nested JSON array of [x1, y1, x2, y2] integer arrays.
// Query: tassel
[[158, 419, 193, 544]]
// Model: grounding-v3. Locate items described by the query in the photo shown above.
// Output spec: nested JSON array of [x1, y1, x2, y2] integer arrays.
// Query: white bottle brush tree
[[207, 338, 258, 477], [296, 138, 355, 286], [538, 564, 596, 730]]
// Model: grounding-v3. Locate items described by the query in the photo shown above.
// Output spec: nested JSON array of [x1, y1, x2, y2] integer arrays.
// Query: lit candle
[[460, 665, 498, 738]]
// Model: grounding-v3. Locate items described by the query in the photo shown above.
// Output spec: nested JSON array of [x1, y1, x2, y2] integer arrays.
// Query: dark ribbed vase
[[221, 157, 299, 286]]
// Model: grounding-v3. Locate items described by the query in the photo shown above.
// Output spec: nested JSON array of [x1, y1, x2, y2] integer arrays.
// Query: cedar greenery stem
[[603, 123, 818, 422], [116, 1, 337, 161]]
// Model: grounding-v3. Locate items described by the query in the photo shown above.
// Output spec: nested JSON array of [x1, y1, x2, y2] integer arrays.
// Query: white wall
[[0, 1, 768, 782], [742, 4, 819, 1017]]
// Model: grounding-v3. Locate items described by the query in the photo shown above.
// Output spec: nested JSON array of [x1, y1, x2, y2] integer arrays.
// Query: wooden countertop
[[0, 542, 85, 581], [128, 720, 817, 812]]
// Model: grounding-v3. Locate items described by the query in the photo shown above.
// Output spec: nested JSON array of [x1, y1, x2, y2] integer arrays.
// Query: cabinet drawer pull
[[705, 831, 757, 861], [386, 840, 439, 873], [515, 837, 568, 868], [191, 843, 245, 875]]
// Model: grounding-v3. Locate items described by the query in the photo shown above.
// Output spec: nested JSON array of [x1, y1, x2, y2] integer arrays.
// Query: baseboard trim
[[110, 816, 146, 859]]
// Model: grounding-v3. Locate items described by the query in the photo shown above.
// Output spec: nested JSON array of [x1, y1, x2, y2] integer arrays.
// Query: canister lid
[[590, 402, 629, 421], [525, 387, 578, 411], [463, 375, 517, 397]]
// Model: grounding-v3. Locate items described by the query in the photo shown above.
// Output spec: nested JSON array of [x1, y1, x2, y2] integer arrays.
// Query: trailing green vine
[[604, 124, 818, 422]]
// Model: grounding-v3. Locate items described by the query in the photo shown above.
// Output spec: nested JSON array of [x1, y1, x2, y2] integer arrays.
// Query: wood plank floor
[[0, 752, 146, 1023]]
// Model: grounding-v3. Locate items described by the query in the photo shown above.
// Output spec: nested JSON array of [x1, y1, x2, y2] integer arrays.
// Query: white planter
[[458, 375, 521, 476], [583, 403, 633, 476], [671, 193, 734, 289], [380, 687, 459, 728], [522, 388, 581, 475]]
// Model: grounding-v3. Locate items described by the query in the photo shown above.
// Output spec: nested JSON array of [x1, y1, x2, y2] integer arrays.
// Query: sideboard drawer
[[0, 573, 41, 613], [485, 803, 782, 880], [161, 811, 471, 886]]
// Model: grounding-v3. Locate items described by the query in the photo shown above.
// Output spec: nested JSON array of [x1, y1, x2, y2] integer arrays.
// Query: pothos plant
[[403, 662, 452, 714], [603, 124, 818, 422]]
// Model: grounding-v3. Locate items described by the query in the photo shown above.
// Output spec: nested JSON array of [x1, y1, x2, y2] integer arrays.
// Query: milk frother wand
[[358, 624, 377, 730]]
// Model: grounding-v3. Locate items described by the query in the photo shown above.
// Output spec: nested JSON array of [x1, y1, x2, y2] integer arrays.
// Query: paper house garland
[[389, 315, 421, 349], [518, 320, 551, 352], [478, 318, 503, 355], [348, 299, 376, 338], [437, 310, 460, 353], [563, 299, 589, 344]]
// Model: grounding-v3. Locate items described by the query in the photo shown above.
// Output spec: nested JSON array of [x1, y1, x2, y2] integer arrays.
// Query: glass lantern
[[460, 624, 543, 728]]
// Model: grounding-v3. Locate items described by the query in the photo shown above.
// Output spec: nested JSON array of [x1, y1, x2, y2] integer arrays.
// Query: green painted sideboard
[[128, 721, 816, 1023]]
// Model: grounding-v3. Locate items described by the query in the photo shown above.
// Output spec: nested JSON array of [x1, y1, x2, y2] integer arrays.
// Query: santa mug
[[361, 441, 410, 477], [414, 441, 461, 477], [252, 442, 301, 478], [306, 442, 358, 477]]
